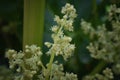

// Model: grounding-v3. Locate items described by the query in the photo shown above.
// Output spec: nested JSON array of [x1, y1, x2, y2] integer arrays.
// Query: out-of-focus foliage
[[0, 66, 14, 80], [0, 0, 23, 65]]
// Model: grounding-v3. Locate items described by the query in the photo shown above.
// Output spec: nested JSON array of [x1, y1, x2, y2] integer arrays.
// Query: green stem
[[40, 60, 46, 70], [23, 0, 45, 49], [45, 25, 63, 80], [90, 60, 107, 75], [45, 52, 55, 80]]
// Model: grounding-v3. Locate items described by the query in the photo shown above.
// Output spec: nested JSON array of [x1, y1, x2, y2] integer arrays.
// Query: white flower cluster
[[81, 5, 120, 63], [36, 62, 77, 80], [107, 5, 120, 21], [48, 62, 77, 80], [45, 35, 75, 60], [45, 3, 77, 60], [53, 3, 77, 32], [6, 45, 43, 80], [81, 20, 114, 61], [83, 68, 114, 80], [81, 4, 120, 76], [81, 19, 96, 39]]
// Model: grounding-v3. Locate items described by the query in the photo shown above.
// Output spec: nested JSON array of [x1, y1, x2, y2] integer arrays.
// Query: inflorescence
[[81, 4, 120, 80], [6, 3, 77, 80]]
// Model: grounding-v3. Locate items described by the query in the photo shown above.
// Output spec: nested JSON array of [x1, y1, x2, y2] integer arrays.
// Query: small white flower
[[45, 42, 52, 48], [51, 25, 59, 32]]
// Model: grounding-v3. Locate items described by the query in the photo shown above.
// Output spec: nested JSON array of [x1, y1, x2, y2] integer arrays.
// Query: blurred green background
[[0, 0, 120, 80]]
